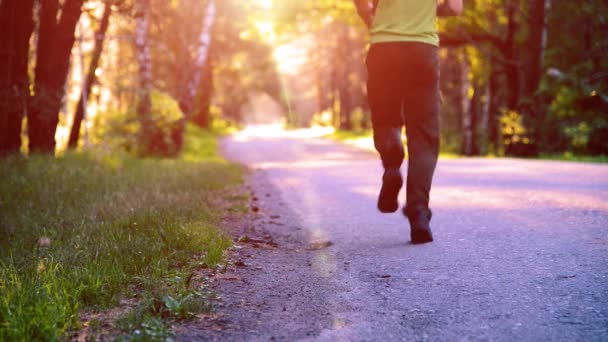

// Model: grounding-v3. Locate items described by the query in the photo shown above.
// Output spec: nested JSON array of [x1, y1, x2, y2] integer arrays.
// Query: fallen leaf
[[237, 235, 278, 248], [215, 274, 242, 281], [306, 240, 333, 251]]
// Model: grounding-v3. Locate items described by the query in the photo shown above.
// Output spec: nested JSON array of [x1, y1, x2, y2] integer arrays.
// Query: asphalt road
[[181, 125, 608, 341]]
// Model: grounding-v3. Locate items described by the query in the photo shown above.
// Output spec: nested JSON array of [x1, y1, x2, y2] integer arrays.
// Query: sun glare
[[254, 20, 276, 43], [273, 39, 310, 76], [253, 0, 273, 10]]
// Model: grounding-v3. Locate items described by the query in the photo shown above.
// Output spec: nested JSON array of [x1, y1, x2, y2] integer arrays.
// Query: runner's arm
[[437, 0, 463, 17], [354, 0, 373, 28]]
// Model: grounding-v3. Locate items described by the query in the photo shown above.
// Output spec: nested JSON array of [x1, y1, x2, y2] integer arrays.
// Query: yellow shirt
[[370, 0, 439, 46]]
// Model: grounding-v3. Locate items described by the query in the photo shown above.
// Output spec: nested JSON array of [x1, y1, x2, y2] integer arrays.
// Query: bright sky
[[251, 0, 309, 76], [254, 0, 273, 10]]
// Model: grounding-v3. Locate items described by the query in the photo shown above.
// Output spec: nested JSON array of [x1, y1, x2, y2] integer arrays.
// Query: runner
[[354, 0, 463, 244]]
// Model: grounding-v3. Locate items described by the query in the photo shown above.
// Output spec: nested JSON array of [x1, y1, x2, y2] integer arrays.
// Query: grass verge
[[0, 124, 242, 340], [329, 130, 607, 163], [539, 152, 608, 164], [326, 129, 460, 158]]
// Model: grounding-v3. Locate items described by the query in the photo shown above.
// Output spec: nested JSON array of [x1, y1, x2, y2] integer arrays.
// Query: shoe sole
[[411, 229, 433, 244], [377, 169, 403, 213]]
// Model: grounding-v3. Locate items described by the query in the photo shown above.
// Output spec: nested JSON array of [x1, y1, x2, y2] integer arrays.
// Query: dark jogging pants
[[366, 41, 440, 214]]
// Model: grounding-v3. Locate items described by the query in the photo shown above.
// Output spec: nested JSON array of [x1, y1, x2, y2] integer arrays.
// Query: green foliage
[[545, 83, 608, 154], [0, 130, 241, 340], [91, 107, 140, 153], [116, 315, 173, 342], [539, 153, 608, 164], [92, 91, 184, 156], [550, 86, 578, 118], [115, 272, 216, 340], [500, 110, 530, 145], [181, 124, 223, 162]]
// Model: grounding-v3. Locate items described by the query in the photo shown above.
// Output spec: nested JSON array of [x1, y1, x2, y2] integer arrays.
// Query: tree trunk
[[504, 0, 520, 110], [330, 53, 340, 129], [479, 81, 490, 155], [134, 0, 153, 152], [488, 68, 501, 154], [523, 0, 550, 151], [68, 1, 112, 149], [192, 56, 214, 129], [460, 50, 473, 155], [523, 0, 549, 99], [337, 24, 352, 130], [469, 83, 481, 156], [0, 0, 34, 156], [178, 0, 216, 116], [28, 0, 84, 154], [174, 0, 216, 149], [313, 30, 326, 117]]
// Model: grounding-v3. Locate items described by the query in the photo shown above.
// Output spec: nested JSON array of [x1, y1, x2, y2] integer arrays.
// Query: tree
[[68, 1, 113, 149], [0, 0, 35, 156], [28, 0, 86, 154], [133, 0, 153, 153], [172, 0, 216, 151]]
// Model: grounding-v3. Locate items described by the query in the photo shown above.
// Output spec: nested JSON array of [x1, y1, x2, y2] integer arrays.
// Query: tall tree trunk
[[337, 24, 352, 130], [178, 0, 216, 116], [68, 1, 112, 149], [523, 0, 549, 99], [191, 57, 214, 129], [523, 0, 550, 151], [479, 81, 490, 154], [504, 0, 520, 110], [339, 41, 353, 130], [460, 50, 473, 155], [28, 0, 85, 154], [134, 0, 153, 152], [0, 0, 18, 155], [488, 67, 501, 154], [313, 30, 326, 117], [174, 0, 216, 150], [0, 0, 34, 156], [469, 83, 481, 156]]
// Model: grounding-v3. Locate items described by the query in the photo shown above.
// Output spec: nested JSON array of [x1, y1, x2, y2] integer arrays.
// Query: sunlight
[[252, 0, 273, 10], [234, 124, 335, 142], [273, 42, 308, 76], [254, 20, 276, 43]]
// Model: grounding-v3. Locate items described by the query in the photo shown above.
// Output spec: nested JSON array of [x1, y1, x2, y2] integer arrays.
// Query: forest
[[0, 0, 606, 159], [1, 0, 607, 340]]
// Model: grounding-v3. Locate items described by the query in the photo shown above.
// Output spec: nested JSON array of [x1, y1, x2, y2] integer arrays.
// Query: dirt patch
[[174, 169, 338, 341]]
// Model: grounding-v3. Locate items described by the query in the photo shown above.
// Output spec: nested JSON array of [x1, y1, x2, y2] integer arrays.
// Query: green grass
[[328, 129, 372, 141], [328, 129, 607, 163], [326, 129, 460, 159], [0, 124, 242, 340], [539, 152, 608, 164]]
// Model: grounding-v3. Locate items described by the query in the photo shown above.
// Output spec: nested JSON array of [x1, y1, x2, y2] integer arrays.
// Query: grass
[[539, 152, 608, 164], [0, 124, 242, 340], [326, 129, 461, 158], [328, 129, 607, 163], [328, 128, 372, 141]]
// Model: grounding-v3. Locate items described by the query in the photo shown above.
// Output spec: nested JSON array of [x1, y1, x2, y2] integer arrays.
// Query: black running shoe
[[405, 208, 434, 244], [377, 168, 403, 213]]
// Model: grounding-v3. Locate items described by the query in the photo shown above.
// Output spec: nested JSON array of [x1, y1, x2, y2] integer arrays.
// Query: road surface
[[180, 126, 608, 341]]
